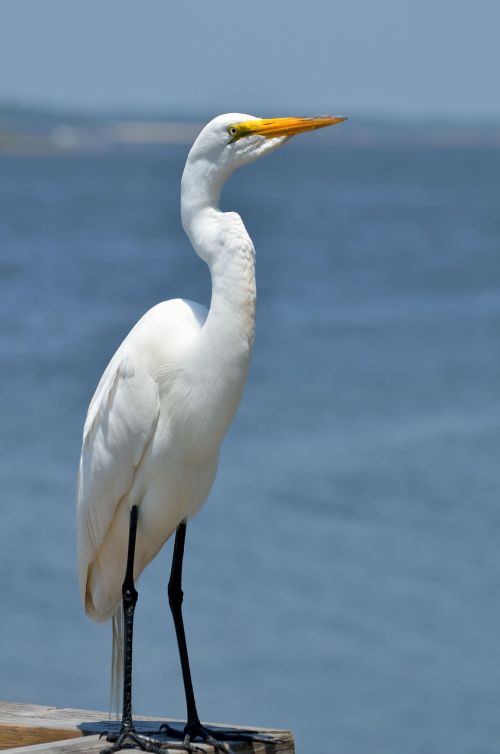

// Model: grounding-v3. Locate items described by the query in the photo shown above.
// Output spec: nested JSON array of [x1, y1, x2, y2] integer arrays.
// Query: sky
[[1, 0, 499, 119]]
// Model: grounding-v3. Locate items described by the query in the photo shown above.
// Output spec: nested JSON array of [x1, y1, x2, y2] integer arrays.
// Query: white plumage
[[78, 299, 209, 621]]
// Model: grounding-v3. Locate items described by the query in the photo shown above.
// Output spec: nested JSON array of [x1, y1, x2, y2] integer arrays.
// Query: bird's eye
[[227, 125, 239, 139]]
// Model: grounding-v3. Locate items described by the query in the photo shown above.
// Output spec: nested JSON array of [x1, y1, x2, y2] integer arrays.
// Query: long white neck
[[181, 157, 256, 362]]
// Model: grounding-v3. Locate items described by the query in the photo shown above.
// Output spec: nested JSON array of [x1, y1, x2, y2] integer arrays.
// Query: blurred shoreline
[[1, 102, 500, 154]]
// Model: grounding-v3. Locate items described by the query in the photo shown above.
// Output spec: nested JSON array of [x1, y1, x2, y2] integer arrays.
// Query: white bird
[[77, 112, 346, 754]]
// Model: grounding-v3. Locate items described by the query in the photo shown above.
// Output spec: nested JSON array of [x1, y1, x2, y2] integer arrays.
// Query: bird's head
[[185, 112, 347, 177]]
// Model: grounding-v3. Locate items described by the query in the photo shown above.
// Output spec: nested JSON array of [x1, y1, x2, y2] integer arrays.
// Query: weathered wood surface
[[0, 702, 294, 753]]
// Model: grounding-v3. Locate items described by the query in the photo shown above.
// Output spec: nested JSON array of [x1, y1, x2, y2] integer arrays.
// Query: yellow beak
[[232, 114, 347, 141]]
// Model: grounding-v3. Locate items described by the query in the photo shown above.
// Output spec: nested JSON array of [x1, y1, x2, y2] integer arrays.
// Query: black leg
[[161, 522, 281, 754], [102, 507, 189, 754], [121, 504, 139, 731], [167, 522, 200, 728]]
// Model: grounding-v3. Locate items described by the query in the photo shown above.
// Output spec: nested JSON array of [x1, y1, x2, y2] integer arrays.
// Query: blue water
[[1, 139, 499, 754]]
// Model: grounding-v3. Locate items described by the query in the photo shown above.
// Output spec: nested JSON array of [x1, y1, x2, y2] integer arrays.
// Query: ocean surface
[[1, 138, 499, 754]]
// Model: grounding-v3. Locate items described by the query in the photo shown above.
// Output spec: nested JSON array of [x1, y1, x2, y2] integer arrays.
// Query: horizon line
[[2, 97, 500, 126]]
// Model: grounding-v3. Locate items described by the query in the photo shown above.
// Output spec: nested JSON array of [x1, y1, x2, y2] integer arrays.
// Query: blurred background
[[1, 2, 499, 754]]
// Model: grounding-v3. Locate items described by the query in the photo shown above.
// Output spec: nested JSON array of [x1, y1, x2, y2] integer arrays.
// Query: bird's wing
[[76, 339, 160, 610]]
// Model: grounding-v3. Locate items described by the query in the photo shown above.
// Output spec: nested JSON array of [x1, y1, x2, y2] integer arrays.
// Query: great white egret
[[77, 112, 346, 753]]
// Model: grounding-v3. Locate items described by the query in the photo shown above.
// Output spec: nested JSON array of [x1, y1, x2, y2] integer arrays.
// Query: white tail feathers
[[111, 604, 124, 717]]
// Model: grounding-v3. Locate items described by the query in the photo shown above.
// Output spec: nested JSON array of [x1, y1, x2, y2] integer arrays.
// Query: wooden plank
[[0, 702, 294, 753], [0, 736, 104, 754], [0, 727, 80, 752]]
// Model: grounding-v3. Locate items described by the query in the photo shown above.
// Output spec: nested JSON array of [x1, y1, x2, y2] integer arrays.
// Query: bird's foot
[[159, 722, 284, 753], [101, 726, 198, 754]]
